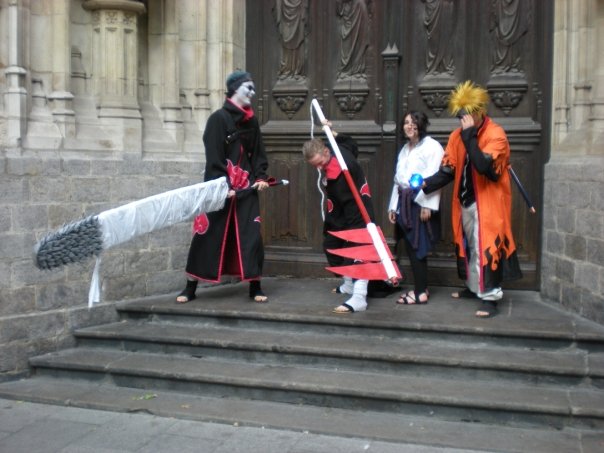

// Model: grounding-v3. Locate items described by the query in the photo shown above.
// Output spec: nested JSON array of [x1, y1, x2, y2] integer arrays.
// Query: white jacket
[[388, 136, 444, 213]]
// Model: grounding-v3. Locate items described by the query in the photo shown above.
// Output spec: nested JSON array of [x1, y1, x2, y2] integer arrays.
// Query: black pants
[[401, 231, 428, 295]]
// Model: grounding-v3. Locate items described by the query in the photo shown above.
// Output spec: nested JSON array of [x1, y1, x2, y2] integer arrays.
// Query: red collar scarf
[[227, 99, 255, 122], [324, 156, 342, 180]]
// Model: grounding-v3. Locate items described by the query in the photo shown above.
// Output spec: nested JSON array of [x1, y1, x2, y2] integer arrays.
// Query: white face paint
[[232, 81, 256, 107]]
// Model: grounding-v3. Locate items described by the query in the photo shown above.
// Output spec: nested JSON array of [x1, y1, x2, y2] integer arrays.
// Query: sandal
[[452, 288, 478, 299], [249, 281, 268, 303], [333, 295, 367, 313], [475, 300, 498, 318], [396, 290, 428, 305], [333, 303, 354, 314], [176, 280, 197, 304]]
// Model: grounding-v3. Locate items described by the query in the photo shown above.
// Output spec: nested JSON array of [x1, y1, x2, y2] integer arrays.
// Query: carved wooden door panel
[[246, 0, 552, 290]]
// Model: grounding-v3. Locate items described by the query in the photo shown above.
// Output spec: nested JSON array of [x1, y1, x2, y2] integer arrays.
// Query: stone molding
[[82, 0, 146, 14]]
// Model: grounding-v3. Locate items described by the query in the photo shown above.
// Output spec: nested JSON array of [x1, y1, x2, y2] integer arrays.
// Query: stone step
[[2, 377, 598, 453], [114, 286, 604, 352], [74, 321, 604, 386], [28, 347, 604, 431], [5, 280, 604, 449]]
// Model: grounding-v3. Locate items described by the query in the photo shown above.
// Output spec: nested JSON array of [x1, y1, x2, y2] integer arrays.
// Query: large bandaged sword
[[311, 99, 401, 284], [34, 177, 229, 307]]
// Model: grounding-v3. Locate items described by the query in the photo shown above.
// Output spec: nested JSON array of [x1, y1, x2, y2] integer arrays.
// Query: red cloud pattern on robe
[[360, 181, 371, 197], [227, 159, 250, 190], [193, 213, 209, 235], [327, 199, 334, 213]]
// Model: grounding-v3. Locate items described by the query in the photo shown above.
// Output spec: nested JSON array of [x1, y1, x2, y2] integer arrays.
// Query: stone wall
[[541, 156, 604, 323], [0, 0, 246, 379], [541, 0, 604, 324], [0, 150, 209, 379]]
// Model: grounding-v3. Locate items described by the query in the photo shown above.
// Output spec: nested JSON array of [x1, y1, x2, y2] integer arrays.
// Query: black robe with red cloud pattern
[[185, 99, 268, 282], [322, 135, 375, 268]]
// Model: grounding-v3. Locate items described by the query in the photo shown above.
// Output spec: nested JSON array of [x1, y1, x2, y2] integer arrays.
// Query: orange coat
[[443, 117, 522, 290]]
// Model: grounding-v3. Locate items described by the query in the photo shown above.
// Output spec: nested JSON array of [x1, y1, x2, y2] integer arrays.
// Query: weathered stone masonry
[[0, 0, 245, 379]]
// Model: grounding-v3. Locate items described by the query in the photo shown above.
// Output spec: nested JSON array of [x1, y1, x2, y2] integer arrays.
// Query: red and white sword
[[311, 99, 401, 284]]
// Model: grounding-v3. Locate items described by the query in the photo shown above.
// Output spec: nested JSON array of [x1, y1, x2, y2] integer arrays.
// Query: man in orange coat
[[422, 81, 522, 318]]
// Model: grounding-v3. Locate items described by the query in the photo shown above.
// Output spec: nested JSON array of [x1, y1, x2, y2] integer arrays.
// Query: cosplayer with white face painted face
[[177, 70, 270, 305], [232, 81, 256, 107]]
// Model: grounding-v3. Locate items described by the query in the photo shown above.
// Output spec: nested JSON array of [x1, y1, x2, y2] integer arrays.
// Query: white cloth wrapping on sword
[[89, 177, 229, 307]]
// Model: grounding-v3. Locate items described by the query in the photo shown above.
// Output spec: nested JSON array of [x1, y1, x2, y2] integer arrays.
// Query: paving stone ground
[[0, 398, 481, 453]]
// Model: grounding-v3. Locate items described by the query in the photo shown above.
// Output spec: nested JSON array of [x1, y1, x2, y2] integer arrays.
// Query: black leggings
[[402, 232, 428, 295]]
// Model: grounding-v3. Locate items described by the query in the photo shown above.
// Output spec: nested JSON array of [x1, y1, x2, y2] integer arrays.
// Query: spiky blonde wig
[[448, 80, 490, 117]]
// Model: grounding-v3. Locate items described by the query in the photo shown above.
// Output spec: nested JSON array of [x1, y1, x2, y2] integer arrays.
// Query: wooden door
[[246, 0, 552, 290]]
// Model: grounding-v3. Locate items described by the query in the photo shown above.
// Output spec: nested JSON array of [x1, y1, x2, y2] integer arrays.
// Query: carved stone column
[[589, 5, 604, 143], [590, 17, 604, 145], [83, 0, 145, 122], [181, 0, 211, 130], [551, 0, 598, 148], [4, 0, 28, 147], [157, 0, 183, 139], [206, 1, 243, 112], [27, 78, 62, 149], [48, 0, 76, 139]]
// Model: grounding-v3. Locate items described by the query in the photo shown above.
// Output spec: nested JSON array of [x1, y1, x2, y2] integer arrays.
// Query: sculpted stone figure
[[423, 0, 455, 76], [489, 0, 530, 74], [274, 0, 308, 80], [336, 0, 370, 80]]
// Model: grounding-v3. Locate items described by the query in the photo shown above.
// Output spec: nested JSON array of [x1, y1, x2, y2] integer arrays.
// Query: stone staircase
[[1, 278, 604, 452]]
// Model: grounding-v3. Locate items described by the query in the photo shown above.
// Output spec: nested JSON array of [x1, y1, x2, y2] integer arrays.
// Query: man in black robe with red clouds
[[303, 133, 375, 313], [176, 70, 270, 304]]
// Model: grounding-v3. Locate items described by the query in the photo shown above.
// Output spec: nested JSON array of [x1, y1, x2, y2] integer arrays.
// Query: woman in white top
[[388, 111, 444, 304]]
